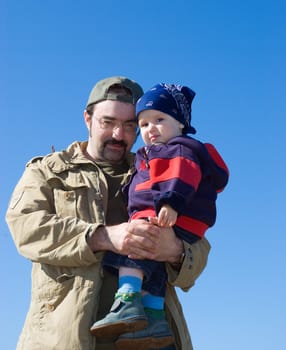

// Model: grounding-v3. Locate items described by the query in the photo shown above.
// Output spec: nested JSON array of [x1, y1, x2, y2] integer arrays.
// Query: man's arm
[[119, 221, 211, 291], [87, 220, 162, 257], [166, 238, 211, 291], [89, 219, 211, 291]]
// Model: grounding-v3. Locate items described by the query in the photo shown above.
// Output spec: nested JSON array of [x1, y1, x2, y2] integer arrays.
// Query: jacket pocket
[[36, 265, 76, 311], [54, 188, 77, 217], [53, 186, 94, 221]]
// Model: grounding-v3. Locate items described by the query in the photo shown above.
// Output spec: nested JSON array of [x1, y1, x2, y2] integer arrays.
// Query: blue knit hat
[[136, 83, 196, 134]]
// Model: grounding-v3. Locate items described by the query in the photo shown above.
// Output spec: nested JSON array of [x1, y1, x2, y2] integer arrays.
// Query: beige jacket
[[6, 141, 211, 350]]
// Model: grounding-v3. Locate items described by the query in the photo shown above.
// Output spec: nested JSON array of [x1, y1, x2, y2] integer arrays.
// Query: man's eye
[[125, 122, 133, 127], [124, 122, 137, 131], [103, 120, 113, 126]]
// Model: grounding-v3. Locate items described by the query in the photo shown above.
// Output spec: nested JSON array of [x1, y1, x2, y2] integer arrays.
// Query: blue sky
[[1, 0, 285, 349]]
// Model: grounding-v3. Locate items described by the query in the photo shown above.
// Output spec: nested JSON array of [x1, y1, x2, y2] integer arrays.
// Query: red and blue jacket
[[124, 135, 229, 244]]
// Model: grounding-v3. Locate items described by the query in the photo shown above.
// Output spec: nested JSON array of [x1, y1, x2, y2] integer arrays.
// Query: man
[[6, 76, 211, 350]]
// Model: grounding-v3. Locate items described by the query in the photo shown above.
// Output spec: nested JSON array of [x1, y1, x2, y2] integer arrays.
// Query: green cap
[[86, 76, 143, 108]]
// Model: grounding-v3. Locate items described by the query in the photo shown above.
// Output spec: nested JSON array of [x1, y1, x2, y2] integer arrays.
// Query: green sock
[[142, 293, 165, 318], [144, 307, 165, 319]]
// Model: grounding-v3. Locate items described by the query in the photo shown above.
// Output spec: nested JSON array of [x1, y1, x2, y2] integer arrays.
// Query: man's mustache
[[104, 139, 127, 148]]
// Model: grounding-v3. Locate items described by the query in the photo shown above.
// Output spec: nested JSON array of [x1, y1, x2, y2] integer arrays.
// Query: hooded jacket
[[126, 135, 229, 243]]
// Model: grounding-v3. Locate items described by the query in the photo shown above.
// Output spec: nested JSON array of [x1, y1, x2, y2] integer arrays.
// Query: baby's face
[[138, 109, 184, 145]]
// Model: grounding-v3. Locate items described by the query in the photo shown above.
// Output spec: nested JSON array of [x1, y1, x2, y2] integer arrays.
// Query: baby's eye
[[139, 122, 148, 128]]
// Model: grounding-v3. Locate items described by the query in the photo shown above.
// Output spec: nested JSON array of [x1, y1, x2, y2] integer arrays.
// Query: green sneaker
[[115, 310, 174, 349], [90, 293, 148, 339]]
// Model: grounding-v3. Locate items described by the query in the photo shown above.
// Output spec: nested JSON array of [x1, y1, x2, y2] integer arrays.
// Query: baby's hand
[[157, 205, 178, 227]]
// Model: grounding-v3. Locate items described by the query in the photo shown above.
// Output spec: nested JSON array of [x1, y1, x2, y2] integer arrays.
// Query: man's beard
[[101, 139, 128, 163]]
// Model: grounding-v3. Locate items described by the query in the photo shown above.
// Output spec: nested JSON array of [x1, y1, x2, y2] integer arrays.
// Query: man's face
[[84, 100, 137, 163]]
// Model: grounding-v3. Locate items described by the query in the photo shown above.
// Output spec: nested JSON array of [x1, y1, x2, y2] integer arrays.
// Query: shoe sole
[[115, 335, 174, 350], [90, 318, 148, 338]]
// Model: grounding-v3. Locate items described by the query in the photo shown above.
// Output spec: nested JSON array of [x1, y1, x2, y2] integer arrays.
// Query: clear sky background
[[1, 1, 285, 349]]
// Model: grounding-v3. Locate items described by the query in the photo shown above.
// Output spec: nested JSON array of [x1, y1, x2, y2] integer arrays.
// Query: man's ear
[[84, 110, 91, 130]]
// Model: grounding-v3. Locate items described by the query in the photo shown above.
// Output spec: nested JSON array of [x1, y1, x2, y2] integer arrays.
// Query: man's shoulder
[[26, 141, 85, 173]]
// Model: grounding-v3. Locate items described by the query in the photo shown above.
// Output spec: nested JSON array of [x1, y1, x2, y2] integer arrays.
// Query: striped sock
[[117, 275, 142, 294], [142, 293, 165, 318]]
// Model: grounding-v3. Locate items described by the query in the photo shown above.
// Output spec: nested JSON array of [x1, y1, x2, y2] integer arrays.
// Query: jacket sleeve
[[149, 143, 202, 214], [166, 237, 211, 291], [6, 161, 101, 267]]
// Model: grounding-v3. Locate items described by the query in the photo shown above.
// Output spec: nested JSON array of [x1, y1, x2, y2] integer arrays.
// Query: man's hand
[[126, 218, 184, 264], [87, 219, 184, 264], [87, 220, 159, 256]]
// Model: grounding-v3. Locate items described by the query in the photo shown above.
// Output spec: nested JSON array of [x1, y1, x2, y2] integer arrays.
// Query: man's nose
[[112, 125, 124, 139]]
